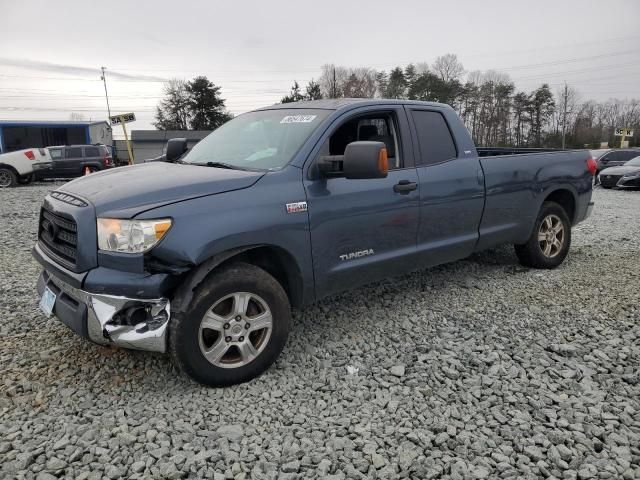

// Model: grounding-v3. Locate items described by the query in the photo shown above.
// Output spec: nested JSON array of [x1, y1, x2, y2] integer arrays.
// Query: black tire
[[600, 185, 612, 189], [514, 201, 571, 269], [0, 168, 17, 188], [18, 173, 34, 185], [170, 262, 291, 387]]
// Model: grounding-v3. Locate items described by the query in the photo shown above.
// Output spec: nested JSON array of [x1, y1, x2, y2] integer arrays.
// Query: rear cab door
[[303, 105, 420, 298], [405, 106, 485, 266]]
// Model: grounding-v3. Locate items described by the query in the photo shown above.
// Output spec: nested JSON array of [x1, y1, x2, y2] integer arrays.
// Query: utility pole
[[330, 66, 337, 99], [100, 66, 112, 121], [561, 82, 568, 149]]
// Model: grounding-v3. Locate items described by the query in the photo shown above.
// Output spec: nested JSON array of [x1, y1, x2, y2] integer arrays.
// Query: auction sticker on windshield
[[39, 287, 56, 317], [280, 115, 317, 123]]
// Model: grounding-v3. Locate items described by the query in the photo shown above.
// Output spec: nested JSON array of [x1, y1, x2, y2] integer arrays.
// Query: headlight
[[622, 173, 640, 179], [97, 218, 172, 253]]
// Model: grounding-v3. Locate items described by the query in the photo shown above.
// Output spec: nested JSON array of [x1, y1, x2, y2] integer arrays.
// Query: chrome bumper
[[40, 270, 170, 353]]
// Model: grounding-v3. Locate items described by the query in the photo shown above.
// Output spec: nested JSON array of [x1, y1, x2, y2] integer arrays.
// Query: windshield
[[625, 156, 640, 166], [181, 109, 330, 170]]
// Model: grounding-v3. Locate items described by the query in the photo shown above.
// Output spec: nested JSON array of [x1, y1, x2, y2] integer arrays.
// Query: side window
[[65, 147, 83, 159], [622, 151, 638, 161], [411, 110, 457, 166], [84, 146, 99, 157], [49, 149, 62, 160], [328, 112, 401, 169]]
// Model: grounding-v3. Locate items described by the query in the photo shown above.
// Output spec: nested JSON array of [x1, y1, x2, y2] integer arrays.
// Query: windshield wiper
[[190, 161, 241, 170]]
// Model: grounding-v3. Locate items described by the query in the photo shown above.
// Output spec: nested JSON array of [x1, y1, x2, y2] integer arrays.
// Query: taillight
[[24, 150, 35, 161], [586, 157, 597, 176], [104, 154, 112, 166]]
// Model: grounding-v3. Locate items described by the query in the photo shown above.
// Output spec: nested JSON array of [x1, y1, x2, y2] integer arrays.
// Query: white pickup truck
[[0, 148, 52, 187]]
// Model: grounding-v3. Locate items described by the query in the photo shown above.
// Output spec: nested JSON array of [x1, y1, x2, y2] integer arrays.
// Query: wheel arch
[[542, 187, 577, 224], [0, 163, 19, 176], [171, 244, 305, 314]]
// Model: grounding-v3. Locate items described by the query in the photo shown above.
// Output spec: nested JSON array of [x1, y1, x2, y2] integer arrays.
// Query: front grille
[[39, 207, 78, 269], [600, 174, 622, 187]]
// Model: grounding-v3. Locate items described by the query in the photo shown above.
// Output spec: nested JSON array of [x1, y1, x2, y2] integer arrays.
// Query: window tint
[[84, 146, 99, 157], [411, 110, 457, 166], [622, 150, 639, 161], [329, 113, 401, 169], [65, 147, 83, 159]]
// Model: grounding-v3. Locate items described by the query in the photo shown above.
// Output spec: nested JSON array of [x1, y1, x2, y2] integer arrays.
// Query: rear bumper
[[37, 269, 170, 353]]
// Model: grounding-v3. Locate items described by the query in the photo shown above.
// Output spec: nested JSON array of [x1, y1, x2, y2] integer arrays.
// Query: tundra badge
[[286, 201, 308, 214], [339, 249, 374, 261]]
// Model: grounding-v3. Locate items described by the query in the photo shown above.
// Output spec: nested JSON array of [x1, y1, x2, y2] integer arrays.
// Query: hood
[[58, 162, 265, 217], [600, 165, 640, 176]]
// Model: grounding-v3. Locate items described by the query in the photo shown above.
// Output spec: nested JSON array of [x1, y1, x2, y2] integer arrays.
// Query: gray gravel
[[1, 182, 639, 479]]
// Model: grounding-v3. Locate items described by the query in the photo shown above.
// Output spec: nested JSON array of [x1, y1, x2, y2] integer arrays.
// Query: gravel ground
[[1, 183, 639, 480]]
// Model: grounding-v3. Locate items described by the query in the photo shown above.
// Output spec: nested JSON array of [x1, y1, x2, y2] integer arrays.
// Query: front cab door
[[304, 106, 420, 299]]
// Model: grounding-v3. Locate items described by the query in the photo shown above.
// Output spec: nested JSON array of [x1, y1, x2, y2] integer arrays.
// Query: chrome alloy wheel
[[538, 214, 565, 258], [198, 292, 273, 369], [0, 170, 13, 188]]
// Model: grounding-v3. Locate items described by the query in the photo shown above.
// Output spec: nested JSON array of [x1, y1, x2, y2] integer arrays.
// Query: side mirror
[[165, 138, 188, 162], [318, 141, 389, 179]]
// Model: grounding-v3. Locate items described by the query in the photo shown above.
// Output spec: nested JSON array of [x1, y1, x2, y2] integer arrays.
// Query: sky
[[1, 0, 639, 135]]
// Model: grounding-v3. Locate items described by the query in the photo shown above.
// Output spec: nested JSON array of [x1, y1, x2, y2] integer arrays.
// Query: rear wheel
[[514, 201, 571, 269], [170, 262, 291, 387], [0, 168, 17, 188]]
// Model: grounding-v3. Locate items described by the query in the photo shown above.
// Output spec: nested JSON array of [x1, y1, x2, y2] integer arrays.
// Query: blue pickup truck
[[33, 99, 596, 386]]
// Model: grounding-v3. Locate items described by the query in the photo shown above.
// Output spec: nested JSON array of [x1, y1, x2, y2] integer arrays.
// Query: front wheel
[[514, 201, 571, 269], [170, 263, 291, 387]]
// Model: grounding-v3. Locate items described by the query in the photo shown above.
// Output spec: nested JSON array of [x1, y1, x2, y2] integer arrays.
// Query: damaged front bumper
[[37, 269, 170, 353]]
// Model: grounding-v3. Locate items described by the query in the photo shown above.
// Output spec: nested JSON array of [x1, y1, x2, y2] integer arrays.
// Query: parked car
[[32, 99, 595, 386], [595, 149, 640, 175], [0, 147, 51, 187], [34, 144, 114, 179], [599, 156, 640, 189]]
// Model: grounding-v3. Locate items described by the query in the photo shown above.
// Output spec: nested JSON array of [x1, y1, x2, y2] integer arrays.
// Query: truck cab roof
[[255, 98, 453, 112]]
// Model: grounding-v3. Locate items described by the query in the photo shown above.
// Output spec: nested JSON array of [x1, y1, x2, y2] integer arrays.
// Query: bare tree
[[433, 54, 465, 82], [154, 79, 190, 130]]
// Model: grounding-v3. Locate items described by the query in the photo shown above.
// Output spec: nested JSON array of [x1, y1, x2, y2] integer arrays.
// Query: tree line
[[154, 57, 639, 149], [282, 55, 639, 148]]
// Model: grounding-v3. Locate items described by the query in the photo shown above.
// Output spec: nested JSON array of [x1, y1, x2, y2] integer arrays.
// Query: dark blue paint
[[34, 99, 593, 309]]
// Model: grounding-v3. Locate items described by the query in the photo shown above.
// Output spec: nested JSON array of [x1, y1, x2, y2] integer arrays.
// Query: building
[[114, 130, 211, 164], [0, 120, 112, 153]]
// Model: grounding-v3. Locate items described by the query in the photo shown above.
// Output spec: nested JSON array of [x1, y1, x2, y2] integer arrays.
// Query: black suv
[[35, 145, 114, 179]]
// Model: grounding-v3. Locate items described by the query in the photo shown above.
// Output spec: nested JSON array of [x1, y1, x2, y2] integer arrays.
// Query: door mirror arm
[[317, 141, 389, 180], [317, 155, 345, 177]]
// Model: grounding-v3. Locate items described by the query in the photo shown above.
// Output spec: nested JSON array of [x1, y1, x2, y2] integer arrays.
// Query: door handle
[[393, 180, 417, 194]]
